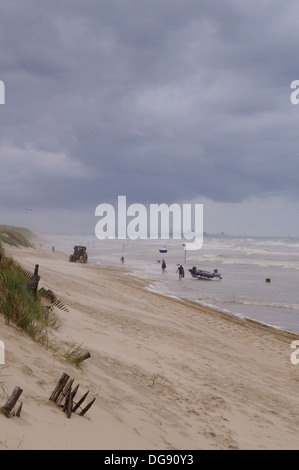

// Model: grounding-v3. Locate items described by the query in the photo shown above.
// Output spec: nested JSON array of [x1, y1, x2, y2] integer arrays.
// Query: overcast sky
[[0, 0, 299, 237]]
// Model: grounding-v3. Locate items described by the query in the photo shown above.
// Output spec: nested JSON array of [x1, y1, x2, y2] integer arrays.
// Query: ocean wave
[[214, 298, 299, 311]]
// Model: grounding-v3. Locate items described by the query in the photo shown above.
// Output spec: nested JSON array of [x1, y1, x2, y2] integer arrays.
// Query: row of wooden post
[[1, 373, 95, 420], [49, 372, 96, 419]]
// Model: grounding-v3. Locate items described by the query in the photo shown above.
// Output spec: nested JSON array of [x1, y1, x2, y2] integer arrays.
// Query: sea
[[44, 234, 299, 334]]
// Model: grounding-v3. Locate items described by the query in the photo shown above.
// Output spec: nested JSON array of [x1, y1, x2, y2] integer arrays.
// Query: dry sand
[[1, 244, 299, 450]]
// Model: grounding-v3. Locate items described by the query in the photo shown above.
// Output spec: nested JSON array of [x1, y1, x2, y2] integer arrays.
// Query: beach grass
[[0, 236, 87, 372], [0, 225, 34, 248], [0, 242, 58, 345], [60, 342, 87, 370]]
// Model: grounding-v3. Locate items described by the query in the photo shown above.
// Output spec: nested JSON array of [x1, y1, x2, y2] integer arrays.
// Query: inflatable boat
[[188, 266, 222, 280]]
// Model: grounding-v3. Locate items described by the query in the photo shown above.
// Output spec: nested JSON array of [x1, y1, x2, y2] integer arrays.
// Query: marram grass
[[0, 243, 58, 344], [0, 241, 86, 370]]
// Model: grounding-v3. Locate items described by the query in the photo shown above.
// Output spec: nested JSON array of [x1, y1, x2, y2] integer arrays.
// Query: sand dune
[[1, 244, 299, 450]]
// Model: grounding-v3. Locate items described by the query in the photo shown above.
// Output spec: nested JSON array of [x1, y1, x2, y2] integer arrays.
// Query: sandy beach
[[1, 243, 299, 450]]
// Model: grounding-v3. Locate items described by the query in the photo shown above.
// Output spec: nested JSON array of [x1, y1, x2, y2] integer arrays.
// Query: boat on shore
[[188, 266, 222, 280]]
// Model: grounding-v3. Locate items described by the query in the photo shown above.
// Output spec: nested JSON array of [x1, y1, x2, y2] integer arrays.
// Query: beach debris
[[0, 386, 23, 418], [49, 372, 96, 419]]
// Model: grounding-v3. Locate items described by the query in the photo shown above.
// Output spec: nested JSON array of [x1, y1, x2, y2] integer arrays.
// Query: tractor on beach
[[69, 246, 88, 263]]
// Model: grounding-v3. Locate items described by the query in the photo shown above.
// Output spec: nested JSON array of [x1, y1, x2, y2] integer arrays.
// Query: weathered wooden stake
[[72, 391, 89, 413], [16, 402, 23, 417], [0, 386, 23, 417], [50, 373, 95, 419], [57, 378, 74, 407], [49, 372, 70, 402], [71, 384, 80, 401], [66, 389, 73, 419], [27, 264, 40, 295], [79, 352, 91, 362], [79, 398, 96, 417]]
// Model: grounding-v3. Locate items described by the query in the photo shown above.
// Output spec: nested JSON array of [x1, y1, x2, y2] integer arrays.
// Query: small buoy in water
[[266, 278, 271, 283]]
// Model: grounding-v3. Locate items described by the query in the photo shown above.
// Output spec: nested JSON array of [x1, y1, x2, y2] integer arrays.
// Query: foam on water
[[44, 234, 299, 334]]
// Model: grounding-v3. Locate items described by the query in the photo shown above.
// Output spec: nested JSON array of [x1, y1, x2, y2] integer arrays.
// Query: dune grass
[[60, 342, 87, 370], [0, 243, 58, 345], [0, 236, 88, 370], [0, 226, 34, 248]]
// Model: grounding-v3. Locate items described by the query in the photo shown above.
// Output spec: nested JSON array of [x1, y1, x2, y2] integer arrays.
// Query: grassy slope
[[0, 225, 34, 247], [0, 229, 86, 368]]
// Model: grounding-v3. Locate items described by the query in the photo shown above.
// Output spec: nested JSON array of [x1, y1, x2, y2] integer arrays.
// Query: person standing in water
[[176, 264, 185, 280], [161, 259, 167, 273]]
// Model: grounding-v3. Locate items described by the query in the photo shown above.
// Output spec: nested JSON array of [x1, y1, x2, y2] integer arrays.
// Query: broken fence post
[[16, 402, 23, 418], [0, 386, 23, 418], [57, 377, 73, 405], [79, 352, 91, 362], [49, 372, 70, 403], [26, 264, 40, 296], [72, 391, 89, 413], [49, 373, 96, 418], [79, 398, 96, 417]]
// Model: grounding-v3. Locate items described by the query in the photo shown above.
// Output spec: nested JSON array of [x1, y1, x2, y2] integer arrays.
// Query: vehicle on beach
[[188, 266, 222, 280], [69, 246, 88, 263]]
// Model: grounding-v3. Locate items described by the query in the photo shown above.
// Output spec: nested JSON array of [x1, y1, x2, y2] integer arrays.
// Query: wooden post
[[57, 378, 74, 407], [49, 373, 70, 402], [49, 373, 95, 419], [0, 386, 23, 417], [79, 398, 96, 417], [71, 384, 80, 401], [63, 386, 73, 418], [16, 402, 23, 418], [66, 389, 73, 419], [27, 264, 40, 296], [72, 391, 89, 413], [79, 352, 91, 362]]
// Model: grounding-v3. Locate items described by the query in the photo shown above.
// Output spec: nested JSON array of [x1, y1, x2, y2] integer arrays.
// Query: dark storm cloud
[[1, 0, 299, 213]]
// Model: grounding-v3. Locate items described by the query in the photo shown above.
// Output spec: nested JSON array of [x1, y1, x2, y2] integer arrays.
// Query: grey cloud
[[0, 0, 299, 227]]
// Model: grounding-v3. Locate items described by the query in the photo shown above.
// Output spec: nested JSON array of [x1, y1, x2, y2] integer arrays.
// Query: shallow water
[[45, 234, 299, 334]]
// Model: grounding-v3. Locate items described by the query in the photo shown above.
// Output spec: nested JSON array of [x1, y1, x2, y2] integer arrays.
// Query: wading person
[[161, 259, 167, 273], [176, 264, 185, 280]]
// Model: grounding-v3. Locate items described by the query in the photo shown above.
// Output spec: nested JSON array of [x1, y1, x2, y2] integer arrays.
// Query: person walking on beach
[[161, 259, 167, 273], [176, 264, 185, 280], [120, 256, 125, 264]]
